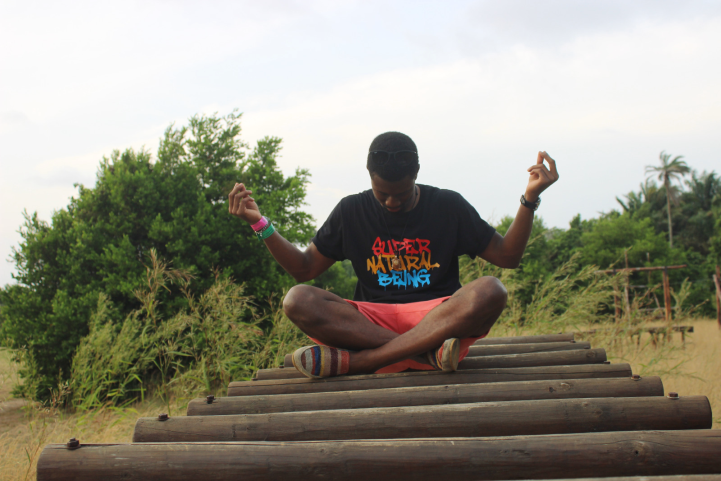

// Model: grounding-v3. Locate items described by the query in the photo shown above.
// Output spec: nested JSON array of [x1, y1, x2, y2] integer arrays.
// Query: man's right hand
[[228, 183, 263, 224]]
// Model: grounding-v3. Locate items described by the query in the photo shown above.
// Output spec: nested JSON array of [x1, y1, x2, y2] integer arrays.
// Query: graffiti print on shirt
[[366, 237, 441, 289]]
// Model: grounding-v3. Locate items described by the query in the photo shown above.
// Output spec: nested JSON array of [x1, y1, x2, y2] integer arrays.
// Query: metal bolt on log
[[66, 438, 79, 450], [206, 395, 214, 404], [158, 413, 169, 421], [669, 392, 679, 399]]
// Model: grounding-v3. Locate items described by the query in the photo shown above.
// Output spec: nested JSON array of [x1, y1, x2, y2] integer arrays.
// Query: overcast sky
[[2, 0, 720, 286]]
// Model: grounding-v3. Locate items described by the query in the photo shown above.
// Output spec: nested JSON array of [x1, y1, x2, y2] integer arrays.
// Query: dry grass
[[607, 318, 721, 428], [1, 319, 720, 481]]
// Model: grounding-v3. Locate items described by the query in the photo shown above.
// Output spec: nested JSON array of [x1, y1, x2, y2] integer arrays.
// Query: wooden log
[[458, 347, 606, 369], [189, 376, 664, 416], [262, 347, 608, 380], [466, 340, 590, 357], [228, 363, 632, 396], [135, 395, 711, 443], [539, 477, 721, 481], [281, 341, 590, 368], [37, 430, 721, 481], [473, 332, 574, 344]]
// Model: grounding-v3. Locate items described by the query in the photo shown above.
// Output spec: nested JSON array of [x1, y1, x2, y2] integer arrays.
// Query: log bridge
[[37, 331, 721, 480]]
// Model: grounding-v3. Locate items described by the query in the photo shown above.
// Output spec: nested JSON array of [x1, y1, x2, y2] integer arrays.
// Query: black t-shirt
[[312, 184, 496, 304]]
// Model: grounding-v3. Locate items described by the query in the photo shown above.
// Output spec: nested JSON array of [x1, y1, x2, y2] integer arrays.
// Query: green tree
[[645, 151, 690, 248], [0, 111, 315, 400]]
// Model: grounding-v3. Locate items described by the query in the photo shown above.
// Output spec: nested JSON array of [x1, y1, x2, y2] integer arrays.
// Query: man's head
[[367, 132, 420, 213], [366, 131, 419, 182]]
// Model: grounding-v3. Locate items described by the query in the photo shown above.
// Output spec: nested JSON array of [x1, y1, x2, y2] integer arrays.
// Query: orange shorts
[[309, 296, 485, 374]]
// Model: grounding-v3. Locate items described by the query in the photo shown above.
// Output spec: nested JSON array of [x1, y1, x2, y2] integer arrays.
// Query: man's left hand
[[525, 151, 559, 202]]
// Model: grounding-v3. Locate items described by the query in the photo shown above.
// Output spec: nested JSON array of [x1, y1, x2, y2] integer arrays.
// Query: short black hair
[[366, 131, 419, 182]]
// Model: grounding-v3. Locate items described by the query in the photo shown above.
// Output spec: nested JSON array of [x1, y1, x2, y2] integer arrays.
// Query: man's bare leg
[[283, 276, 507, 374], [283, 285, 400, 350]]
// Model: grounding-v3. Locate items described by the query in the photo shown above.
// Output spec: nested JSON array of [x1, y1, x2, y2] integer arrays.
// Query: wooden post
[[37, 430, 721, 481], [229, 364, 633, 397], [188, 377, 664, 416], [261, 349, 608, 381], [624, 250, 631, 320], [134, 396, 712, 443], [613, 269, 621, 322], [663, 267, 672, 323], [713, 271, 721, 328]]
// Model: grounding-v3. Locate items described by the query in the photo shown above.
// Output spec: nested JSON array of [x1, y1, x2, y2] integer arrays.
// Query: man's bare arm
[[228, 183, 335, 282], [480, 151, 559, 268]]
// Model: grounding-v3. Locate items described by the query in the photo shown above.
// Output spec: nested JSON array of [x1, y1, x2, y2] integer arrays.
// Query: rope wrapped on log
[[189, 376, 664, 416], [264, 348, 608, 381], [228, 363, 632, 396], [282, 341, 590, 368], [136, 396, 712, 442], [37, 430, 721, 481]]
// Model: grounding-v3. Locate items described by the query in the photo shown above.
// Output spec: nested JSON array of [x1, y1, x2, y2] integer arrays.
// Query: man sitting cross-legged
[[228, 131, 559, 378]]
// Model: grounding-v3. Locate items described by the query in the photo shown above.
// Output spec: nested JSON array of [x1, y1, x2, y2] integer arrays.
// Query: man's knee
[[466, 276, 508, 313], [283, 284, 318, 321]]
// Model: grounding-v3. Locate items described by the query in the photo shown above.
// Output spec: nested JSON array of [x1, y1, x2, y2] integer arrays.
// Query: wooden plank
[[261, 348, 607, 381], [189, 376, 664, 416], [37, 430, 721, 481], [228, 363, 632, 396], [473, 332, 574, 344], [136, 396, 712, 443]]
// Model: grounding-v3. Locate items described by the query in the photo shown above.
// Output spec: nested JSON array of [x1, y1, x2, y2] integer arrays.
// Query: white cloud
[[1, 1, 720, 285]]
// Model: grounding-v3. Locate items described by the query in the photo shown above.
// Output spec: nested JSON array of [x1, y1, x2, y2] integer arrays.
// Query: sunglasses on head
[[368, 150, 418, 166]]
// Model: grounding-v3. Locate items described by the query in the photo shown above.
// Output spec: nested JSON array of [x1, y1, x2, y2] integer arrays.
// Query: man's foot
[[426, 338, 460, 372], [292, 345, 351, 379]]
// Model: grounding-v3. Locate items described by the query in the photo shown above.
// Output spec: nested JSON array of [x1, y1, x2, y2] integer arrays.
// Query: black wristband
[[520, 194, 541, 211]]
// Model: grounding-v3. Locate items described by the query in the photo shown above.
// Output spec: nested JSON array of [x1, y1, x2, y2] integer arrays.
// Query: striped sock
[[293, 345, 351, 379]]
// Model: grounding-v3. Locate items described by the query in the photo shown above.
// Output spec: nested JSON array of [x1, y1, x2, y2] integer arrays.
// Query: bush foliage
[[0, 112, 315, 400]]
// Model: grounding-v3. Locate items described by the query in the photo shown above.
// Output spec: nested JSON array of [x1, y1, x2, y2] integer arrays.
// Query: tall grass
[[68, 250, 307, 411]]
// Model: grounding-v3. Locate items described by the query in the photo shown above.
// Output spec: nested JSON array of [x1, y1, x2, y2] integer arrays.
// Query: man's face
[[370, 173, 417, 213]]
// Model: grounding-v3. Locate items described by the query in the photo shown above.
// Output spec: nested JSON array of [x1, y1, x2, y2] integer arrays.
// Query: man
[[228, 131, 558, 378]]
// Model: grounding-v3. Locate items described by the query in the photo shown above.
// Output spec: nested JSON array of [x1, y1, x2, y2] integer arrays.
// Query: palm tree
[[645, 151, 690, 248]]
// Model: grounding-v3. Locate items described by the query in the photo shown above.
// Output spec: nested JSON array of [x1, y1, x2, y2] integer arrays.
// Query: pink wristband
[[251, 216, 268, 232]]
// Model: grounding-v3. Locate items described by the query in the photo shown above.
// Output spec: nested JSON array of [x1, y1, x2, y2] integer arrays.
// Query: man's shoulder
[[419, 184, 464, 205], [337, 189, 374, 209]]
